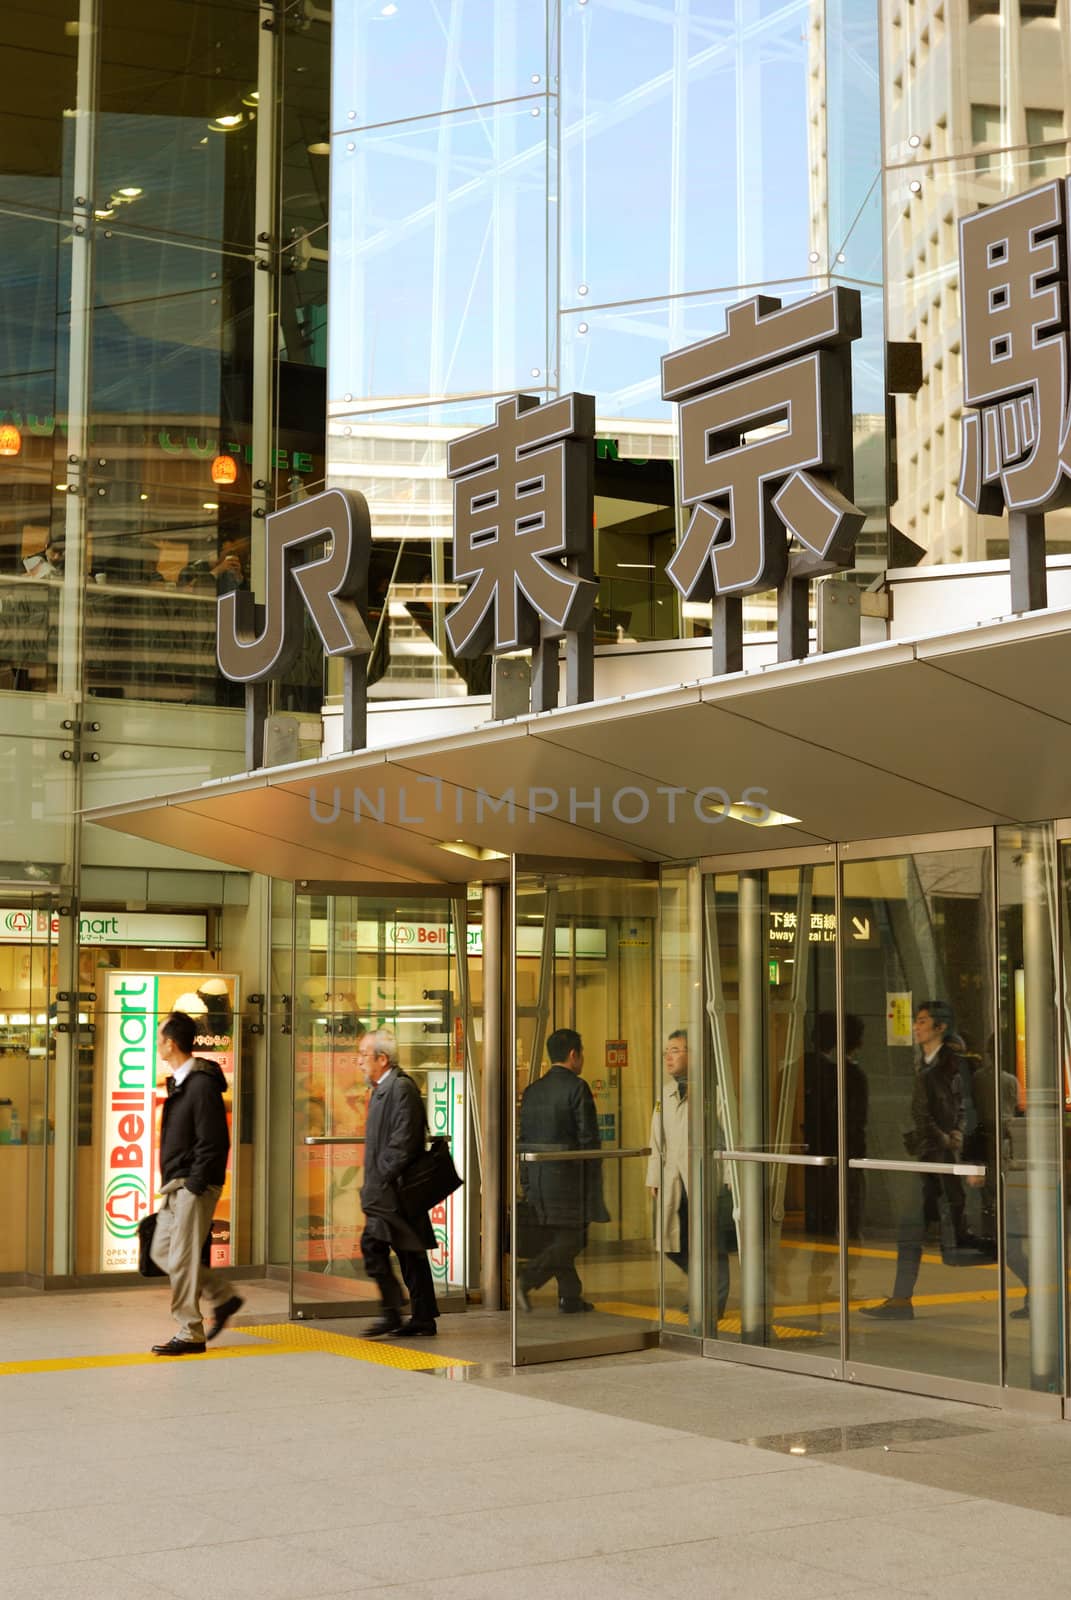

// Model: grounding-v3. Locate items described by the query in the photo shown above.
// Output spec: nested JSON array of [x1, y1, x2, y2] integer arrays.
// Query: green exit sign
[[768, 959, 780, 985]]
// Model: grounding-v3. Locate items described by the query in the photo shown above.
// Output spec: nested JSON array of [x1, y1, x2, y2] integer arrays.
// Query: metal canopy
[[84, 607, 1071, 884]]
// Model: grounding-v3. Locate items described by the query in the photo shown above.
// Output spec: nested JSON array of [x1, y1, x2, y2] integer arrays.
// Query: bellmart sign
[[0, 910, 207, 948]]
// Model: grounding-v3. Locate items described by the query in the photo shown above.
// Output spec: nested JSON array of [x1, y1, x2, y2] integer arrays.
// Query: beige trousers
[[150, 1181, 224, 1343]]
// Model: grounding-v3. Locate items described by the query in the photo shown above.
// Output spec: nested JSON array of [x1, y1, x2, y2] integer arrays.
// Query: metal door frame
[[696, 828, 1064, 1413], [288, 880, 471, 1323]]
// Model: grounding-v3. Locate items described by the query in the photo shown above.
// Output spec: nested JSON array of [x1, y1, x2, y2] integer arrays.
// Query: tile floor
[[1, 1283, 1070, 1597]]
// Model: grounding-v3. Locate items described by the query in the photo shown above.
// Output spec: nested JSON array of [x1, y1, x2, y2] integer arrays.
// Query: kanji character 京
[[661, 289, 865, 601]]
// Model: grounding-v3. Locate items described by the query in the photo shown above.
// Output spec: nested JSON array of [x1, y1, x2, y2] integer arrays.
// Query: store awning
[[84, 607, 1071, 885]]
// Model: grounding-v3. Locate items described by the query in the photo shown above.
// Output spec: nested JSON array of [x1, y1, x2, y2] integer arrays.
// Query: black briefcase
[[396, 1138, 463, 1215], [138, 1209, 213, 1276]]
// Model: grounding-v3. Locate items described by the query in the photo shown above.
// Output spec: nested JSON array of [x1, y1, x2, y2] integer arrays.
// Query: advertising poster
[[99, 971, 239, 1273], [886, 992, 913, 1048], [293, 1033, 367, 1266]]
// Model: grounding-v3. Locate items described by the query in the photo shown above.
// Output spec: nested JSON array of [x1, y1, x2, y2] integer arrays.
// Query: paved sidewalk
[[2, 1286, 1071, 1598]]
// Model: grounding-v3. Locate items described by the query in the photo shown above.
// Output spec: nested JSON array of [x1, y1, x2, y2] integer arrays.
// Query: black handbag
[[138, 1213, 166, 1277], [395, 1138, 463, 1216], [138, 1207, 214, 1276]]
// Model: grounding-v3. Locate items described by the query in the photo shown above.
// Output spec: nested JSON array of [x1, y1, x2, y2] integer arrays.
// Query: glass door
[[290, 888, 470, 1321], [702, 857, 842, 1370], [512, 869, 659, 1365], [842, 835, 1002, 1394], [0, 894, 56, 1281]]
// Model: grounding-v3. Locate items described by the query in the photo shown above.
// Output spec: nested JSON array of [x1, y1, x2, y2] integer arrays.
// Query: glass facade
[[0, 0, 334, 1279]]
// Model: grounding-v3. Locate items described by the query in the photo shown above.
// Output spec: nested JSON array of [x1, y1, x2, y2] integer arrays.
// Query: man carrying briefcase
[[357, 1029, 449, 1339]]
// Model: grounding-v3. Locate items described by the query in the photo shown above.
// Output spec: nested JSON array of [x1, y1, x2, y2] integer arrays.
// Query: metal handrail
[[303, 1134, 452, 1147], [848, 1157, 985, 1178], [519, 1146, 651, 1163], [714, 1149, 836, 1168]]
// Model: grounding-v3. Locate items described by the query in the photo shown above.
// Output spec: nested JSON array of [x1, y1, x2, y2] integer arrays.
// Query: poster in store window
[[99, 971, 239, 1273]]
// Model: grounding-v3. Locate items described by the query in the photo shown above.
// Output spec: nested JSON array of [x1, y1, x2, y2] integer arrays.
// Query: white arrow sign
[[851, 915, 871, 941]]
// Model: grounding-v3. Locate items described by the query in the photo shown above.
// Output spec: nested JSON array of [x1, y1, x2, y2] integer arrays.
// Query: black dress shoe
[[206, 1294, 244, 1342], [365, 1312, 403, 1337], [559, 1298, 595, 1314], [517, 1281, 532, 1312], [151, 1337, 207, 1356], [398, 1319, 437, 1337]]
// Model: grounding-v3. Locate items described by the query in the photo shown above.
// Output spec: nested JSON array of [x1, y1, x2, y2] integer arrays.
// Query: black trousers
[[521, 1224, 587, 1303], [361, 1227, 440, 1324]]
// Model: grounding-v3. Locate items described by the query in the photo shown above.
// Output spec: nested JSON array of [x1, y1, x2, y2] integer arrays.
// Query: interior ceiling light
[[116, 186, 143, 198], [438, 839, 508, 862], [209, 112, 245, 133], [701, 797, 801, 828], [241, 87, 260, 107], [0, 424, 22, 457], [95, 208, 115, 219], [307, 140, 331, 156]]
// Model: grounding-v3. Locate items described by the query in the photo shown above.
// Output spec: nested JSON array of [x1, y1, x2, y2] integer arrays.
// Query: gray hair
[[365, 1027, 398, 1068]]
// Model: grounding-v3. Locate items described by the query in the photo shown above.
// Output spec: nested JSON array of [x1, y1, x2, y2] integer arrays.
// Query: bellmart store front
[[87, 607, 1071, 1408], [0, 894, 254, 1286]]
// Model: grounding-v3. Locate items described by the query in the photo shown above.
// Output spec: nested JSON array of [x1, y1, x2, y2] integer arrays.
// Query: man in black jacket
[[518, 1028, 609, 1313], [358, 1029, 440, 1338], [149, 1011, 242, 1355], [861, 1000, 971, 1322]]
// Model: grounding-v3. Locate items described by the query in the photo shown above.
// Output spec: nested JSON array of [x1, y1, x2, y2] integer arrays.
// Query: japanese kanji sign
[[217, 487, 372, 682], [661, 288, 865, 600], [959, 179, 1071, 516], [444, 392, 596, 656]]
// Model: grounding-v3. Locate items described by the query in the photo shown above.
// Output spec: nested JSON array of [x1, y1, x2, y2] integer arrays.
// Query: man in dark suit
[[518, 1027, 609, 1313], [358, 1029, 440, 1338]]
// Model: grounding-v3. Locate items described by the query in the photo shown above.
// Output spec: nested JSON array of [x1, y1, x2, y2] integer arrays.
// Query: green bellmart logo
[[103, 1173, 150, 1239]]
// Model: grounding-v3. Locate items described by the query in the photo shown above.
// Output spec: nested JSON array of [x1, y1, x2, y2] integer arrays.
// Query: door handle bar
[[519, 1147, 651, 1163], [714, 1149, 836, 1168], [848, 1157, 985, 1178]]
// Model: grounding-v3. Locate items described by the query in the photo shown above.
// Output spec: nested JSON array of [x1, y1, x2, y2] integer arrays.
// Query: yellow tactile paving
[[595, 1301, 821, 1341], [240, 1322, 472, 1370], [0, 1342, 296, 1376]]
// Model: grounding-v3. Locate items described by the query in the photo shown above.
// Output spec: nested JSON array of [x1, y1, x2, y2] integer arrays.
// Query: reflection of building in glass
[[883, 0, 1071, 562]]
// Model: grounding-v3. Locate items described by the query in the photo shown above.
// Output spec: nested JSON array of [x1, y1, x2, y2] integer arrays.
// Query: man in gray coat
[[518, 1027, 609, 1313], [358, 1029, 440, 1338]]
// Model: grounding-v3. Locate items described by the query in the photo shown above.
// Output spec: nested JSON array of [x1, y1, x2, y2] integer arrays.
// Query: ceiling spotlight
[[116, 186, 143, 198], [209, 112, 245, 133], [241, 88, 260, 107], [202, 501, 219, 511], [94, 208, 115, 219], [307, 140, 331, 156]]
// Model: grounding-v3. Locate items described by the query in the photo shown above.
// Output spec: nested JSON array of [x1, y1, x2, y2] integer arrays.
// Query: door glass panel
[[843, 845, 999, 1387], [291, 892, 467, 1320], [0, 897, 55, 1279], [703, 864, 840, 1356], [513, 873, 658, 1363]]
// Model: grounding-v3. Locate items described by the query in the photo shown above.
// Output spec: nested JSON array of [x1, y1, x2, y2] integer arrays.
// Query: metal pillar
[[738, 870, 767, 1338], [1022, 833, 1061, 1387], [480, 885, 504, 1311]]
